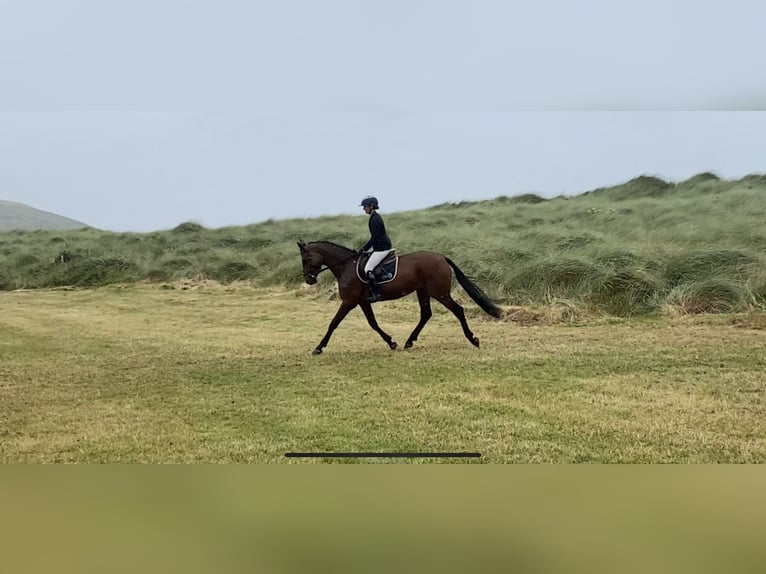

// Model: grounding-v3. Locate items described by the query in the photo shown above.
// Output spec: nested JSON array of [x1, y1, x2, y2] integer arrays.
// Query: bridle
[[306, 251, 358, 282]]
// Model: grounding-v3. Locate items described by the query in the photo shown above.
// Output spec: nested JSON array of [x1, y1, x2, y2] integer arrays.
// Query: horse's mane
[[307, 241, 356, 254]]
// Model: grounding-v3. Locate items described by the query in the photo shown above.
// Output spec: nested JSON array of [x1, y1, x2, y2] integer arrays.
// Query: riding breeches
[[364, 249, 393, 273]]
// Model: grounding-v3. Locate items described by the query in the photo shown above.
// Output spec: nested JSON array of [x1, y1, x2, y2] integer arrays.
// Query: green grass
[[2, 173, 766, 317], [1, 284, 763, 463], [2, 173, 765, 462]]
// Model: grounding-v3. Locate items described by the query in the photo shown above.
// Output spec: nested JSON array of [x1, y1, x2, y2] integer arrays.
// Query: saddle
[[356, 251, 398, 284]]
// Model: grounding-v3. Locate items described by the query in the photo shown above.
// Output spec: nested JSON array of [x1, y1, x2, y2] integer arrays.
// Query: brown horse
[[297, 240, 503, 354]]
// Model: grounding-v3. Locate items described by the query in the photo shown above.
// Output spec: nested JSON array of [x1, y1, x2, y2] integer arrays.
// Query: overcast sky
[[1, 1, 765, 232]]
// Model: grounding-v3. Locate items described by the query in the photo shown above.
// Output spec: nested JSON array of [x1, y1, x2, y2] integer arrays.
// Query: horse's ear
[[297, 239, 306, 250]]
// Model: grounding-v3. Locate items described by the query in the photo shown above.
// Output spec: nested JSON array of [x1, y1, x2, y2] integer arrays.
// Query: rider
[[360, 196, 393, 302]]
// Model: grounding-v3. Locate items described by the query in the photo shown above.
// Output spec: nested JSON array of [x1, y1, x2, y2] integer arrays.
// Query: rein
[[309, 251, 358, 281]]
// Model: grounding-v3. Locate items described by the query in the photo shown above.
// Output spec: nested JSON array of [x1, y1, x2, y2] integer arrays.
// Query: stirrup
[[365, 271, 380, 301]]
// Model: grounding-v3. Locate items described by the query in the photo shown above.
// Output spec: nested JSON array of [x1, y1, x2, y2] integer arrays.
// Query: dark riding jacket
[[363, 211, 392, 251]]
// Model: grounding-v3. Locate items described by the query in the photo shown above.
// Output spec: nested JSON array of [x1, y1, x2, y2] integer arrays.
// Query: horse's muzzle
[[306, 274, 318, 285]]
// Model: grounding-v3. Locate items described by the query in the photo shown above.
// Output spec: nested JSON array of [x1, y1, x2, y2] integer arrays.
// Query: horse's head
[[297, 240, 323, 285]]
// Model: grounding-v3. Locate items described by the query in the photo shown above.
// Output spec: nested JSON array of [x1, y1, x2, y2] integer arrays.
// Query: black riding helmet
[[360, 196, 379, 209]]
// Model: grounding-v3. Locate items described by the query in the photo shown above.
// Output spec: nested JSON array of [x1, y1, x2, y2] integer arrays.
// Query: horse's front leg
[[313, 302, 356, 355], [359, 302, 397, 350]]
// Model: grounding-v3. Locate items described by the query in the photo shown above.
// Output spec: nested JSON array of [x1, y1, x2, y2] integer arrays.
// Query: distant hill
[[2, 172, 766, 316], [0, 200, 89, 231]]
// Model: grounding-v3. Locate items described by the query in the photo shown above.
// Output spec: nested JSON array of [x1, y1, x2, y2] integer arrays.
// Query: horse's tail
[[445, 257, 503, 318]]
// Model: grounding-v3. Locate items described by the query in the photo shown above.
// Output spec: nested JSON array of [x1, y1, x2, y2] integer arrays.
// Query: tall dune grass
[[2, 173, 765, 316]]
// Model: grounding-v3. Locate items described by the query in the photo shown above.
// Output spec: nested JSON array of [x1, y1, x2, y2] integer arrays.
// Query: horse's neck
[[315, 242, 354, 266]]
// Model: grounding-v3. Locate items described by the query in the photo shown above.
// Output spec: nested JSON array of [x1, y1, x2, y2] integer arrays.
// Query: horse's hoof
[[389, 341, 398, 350], [312, 348, 323, 355], [471, 337, 480, 348], [404, 341, 413, 349]]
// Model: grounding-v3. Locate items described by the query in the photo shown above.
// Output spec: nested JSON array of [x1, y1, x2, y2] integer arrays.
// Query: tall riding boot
[[366, 271, 381, 302]]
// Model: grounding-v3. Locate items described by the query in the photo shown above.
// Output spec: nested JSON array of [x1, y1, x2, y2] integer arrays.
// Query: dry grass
[[1, 285, 764, 462]]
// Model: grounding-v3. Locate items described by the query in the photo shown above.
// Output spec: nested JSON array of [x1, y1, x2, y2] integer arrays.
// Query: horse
[[297, 240, 503, 354]]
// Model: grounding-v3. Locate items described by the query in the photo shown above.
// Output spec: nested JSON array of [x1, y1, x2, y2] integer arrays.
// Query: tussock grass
[[2, 173, 766, 317], [664, 279, 751, 315]]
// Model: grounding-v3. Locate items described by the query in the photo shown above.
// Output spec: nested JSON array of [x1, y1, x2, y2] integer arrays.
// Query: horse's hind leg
[[434, 294, 480, 348], [359, 302, 397, 350], [405, 288, 432, 349]]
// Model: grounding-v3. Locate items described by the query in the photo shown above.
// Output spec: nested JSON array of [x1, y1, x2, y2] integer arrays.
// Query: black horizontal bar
[[285, 452, 481, 458]]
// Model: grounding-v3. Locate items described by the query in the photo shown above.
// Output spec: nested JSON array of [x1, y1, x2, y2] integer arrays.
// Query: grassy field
[[1, 283, 763, 463], [3, 174, 766, 318]]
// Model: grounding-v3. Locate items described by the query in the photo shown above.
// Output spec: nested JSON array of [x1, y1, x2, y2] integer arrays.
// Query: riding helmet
[[360, 196, 379, 209]]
